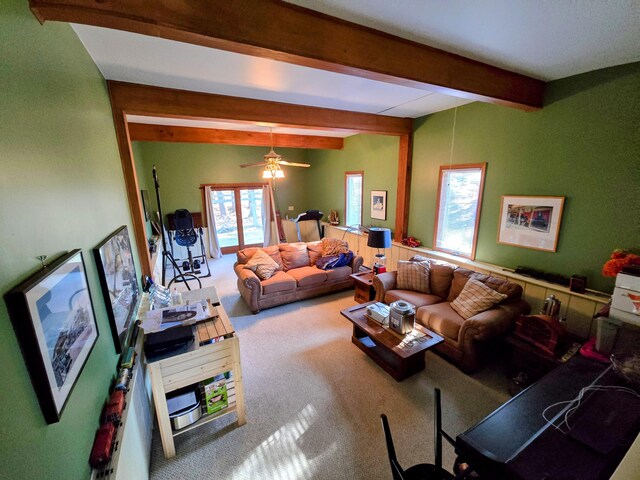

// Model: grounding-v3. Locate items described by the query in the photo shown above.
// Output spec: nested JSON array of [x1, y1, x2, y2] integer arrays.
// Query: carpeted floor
[[150, 255, 512, 480]]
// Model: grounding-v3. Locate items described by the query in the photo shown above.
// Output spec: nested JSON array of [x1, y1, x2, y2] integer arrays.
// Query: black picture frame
[[93, 226, 140, 353], [4, 250, 99, 424], [141, 189, 151, 221]]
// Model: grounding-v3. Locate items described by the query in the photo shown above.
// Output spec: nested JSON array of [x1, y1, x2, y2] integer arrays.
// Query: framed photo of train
[[93, 226, 139, 353], [4, 250, 99, 424]]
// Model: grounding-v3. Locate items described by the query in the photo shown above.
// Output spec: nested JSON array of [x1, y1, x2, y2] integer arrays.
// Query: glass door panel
[[240, 189, 264, 246], [210, 189, 238, 248]]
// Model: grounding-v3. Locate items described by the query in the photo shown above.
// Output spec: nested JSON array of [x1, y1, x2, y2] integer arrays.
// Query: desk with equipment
[[143, 286, 246, 458], [456, 354, 640, 479]]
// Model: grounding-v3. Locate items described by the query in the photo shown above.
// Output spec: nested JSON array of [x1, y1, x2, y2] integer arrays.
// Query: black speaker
[[569, 275, 587, 293]]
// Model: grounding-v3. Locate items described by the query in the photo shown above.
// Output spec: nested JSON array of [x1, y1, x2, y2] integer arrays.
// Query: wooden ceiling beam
[[30, 0, 544, 111], [128, 123, 344, 149], [108, 81, 412, 136]]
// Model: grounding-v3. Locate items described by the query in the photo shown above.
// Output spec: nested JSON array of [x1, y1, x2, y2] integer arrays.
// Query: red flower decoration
[[602, 249, 640, 277]]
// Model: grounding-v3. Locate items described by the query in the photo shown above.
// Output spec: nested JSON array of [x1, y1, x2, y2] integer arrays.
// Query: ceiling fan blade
[[239, 162, 268, 168], [278, 161, 311, 167]]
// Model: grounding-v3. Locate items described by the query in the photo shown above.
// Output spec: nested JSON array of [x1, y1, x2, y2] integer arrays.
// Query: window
[[344, 171, 363, 227], [434, 163, 486, 259]]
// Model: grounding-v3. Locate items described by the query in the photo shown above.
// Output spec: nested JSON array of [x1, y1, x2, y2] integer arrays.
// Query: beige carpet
[[150, 255, 511, 480]]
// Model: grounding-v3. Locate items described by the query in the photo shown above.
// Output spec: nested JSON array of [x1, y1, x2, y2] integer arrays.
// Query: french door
[[208, 185, 265, 254]]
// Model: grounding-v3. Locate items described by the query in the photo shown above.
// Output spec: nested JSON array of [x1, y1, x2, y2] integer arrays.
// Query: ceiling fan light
[[275, 169, 285, 178], [262, 168, 272, 179]]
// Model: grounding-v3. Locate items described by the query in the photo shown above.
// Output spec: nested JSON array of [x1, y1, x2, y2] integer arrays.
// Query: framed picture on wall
[[141, 189, 151, 221], [93, 226, 140, 353], [497, 195, 565, 252], [371, 190, 387, 220], [4, 250, 99, 424]]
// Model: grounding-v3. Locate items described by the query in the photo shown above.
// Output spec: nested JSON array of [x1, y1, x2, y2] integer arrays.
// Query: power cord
[[542, 385, 640, 434]]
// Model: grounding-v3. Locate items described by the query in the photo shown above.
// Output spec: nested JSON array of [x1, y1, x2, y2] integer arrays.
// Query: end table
[[350, 271, 376, 303]]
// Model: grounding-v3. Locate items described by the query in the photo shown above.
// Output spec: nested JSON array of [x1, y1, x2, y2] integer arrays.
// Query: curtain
[[204, 186, 222, 258], [262, 184, 274, 246]]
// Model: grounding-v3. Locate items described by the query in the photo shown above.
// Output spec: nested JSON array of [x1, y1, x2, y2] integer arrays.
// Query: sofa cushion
[[429, 262, 457, 299], [396, 260, 430, 293], [325, 265, 352, 282], [237, 245, 283, 270], [417, 302, 465, 341], [287, 266, 328, 287], [447, 269, 522, 302], [243, 248, 280, 280], [307, 241, 323, 266], [280, 243, 311, 271], [321, 237, 349, 256], [450, 278, 508, 320], [447, 268, 475, 301], [471, 273, 522, 301], [261, 271, 297, 294], [384, 290, 443, 309]]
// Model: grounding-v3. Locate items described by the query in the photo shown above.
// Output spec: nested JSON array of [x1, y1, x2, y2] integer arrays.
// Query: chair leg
[[381, 414, 404, 480], [434, 388, 443, 473]]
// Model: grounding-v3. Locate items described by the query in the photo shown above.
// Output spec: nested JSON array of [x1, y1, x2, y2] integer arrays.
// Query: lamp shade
[[367, 227, 392, 249]]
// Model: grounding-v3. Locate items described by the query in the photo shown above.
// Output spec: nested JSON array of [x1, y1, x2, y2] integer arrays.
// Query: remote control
[[560, 342, 581, 362]]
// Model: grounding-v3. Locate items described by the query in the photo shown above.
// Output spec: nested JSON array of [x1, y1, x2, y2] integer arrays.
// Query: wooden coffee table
[[340, 302, 444, 381]]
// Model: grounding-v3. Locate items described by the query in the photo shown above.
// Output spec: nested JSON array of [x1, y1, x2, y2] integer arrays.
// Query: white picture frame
[[371, 190, 387, 220], [497, 195, 565, 252]]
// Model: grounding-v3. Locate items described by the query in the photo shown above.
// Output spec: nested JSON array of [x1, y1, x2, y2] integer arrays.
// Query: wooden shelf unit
[[145, 287, 246, 458]]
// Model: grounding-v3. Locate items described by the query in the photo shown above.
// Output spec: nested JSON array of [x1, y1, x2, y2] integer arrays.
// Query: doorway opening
[[208, 185, 265, 253]]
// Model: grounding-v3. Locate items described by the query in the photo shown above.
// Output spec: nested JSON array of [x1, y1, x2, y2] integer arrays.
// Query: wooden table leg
[[148, 363, 176, 458], [231, 336, 247, 426]]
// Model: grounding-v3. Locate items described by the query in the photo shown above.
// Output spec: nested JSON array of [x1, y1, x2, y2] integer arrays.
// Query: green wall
[[295, 64, 639, 293], [409, 62, 640, 293], [0, 1, 140, 478], [304, 134, 399, 229], [133, 141, 311, 219]]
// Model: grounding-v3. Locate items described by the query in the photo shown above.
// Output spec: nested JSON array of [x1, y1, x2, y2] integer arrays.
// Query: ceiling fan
[[239, 128, 310, 178]]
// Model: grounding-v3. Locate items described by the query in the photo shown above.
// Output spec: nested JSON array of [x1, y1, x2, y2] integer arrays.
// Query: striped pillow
[[396, 260, 430, 293], [450, 278, 508, 319]]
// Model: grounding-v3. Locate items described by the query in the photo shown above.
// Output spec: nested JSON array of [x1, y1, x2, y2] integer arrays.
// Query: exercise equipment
[[293, 209, 324, 241], [153, 166, 201, 290], [169, 209, 211, 280]]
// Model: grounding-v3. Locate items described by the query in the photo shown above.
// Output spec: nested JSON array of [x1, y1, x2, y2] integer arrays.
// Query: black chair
[[381, 388, 472, 480]]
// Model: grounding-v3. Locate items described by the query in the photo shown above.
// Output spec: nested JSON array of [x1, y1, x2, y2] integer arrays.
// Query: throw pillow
[[321, 237, 349, 256], [450, 278, 508, 320], [307, 241, 323, 266], [396, 260, 430, 293], [243, 248, 279, 280], [279, 243, 311, 271]]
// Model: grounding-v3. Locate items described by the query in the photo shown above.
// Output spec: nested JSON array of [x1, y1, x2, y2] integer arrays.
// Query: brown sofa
[[373, 258, 530, 372], [234, 242, 363, 313]]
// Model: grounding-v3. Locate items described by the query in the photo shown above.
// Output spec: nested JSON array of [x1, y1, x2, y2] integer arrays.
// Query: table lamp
[[367, 227, 392, 274]]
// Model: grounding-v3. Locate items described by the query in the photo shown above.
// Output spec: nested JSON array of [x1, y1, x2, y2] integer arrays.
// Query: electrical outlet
[[288, 206, 294, 211]]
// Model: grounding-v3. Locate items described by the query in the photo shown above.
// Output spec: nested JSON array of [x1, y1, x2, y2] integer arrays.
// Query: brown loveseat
[[234, 241, 363, 313], [373, 257, 530, 372]]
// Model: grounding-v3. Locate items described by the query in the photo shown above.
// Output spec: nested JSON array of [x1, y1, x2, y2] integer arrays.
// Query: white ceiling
[[287, 0, 640, 81], [72, 1, 639, 137]]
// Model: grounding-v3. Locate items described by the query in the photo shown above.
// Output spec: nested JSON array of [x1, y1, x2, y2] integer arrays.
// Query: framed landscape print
[[93, 226, 139, 353], [371, 190, 387, 220], [497, 196, 565, 252], [4, 250, 99, 423]]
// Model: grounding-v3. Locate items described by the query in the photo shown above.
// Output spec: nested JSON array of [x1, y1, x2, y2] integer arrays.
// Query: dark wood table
[[340, 302, 443, 381], [349, 271, 376, 303]]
